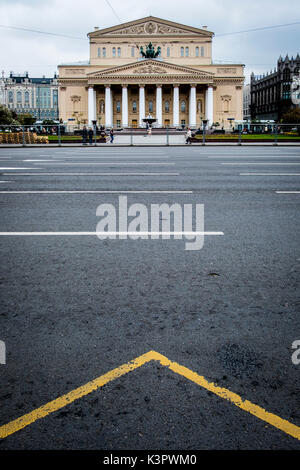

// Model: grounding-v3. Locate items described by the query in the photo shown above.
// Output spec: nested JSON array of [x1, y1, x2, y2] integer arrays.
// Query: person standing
[[82, 126, 88, 145], [110, 128, 114, 143], [88, 127, 93, 145], [185, 128, 192, 145]]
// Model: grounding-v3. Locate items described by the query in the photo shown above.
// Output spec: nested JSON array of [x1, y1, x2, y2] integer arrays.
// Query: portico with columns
[[58, 16, 244, 129], [84, 59, 216, 128]]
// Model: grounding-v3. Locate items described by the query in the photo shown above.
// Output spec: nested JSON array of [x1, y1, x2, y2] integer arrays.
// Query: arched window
[[8, 91, 13, 103], [131, 46, 135, 57], [102, 47, 106, 58], [185, 47, 189, 57], [180, 47, 184, 57], [116, 101, 121, 113], [25, 91, 29, 103], [181, 100, 186, 112], [117, 47, 121, 57], [165, 100, 170, 113], [201, 46, 204, 57], [98, 48, 101, 57], [167, 47, 170, 57], [195, 47, 199, 57], [148, 100, 153, 113], [17, 91, 22, 103], [112, 47, 116, 57], [132, 101, 137, 112]]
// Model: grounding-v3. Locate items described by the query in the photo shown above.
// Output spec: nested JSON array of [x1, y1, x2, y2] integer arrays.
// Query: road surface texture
[[0, 145, 299, 450]]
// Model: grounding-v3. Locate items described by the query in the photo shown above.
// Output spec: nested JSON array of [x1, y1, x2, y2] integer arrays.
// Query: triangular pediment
[[87, 60, 214, 79], [88, 16, 213, 38]]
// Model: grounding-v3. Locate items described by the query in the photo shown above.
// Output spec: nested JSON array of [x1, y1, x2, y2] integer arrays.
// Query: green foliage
[[0, 104, 20, 125], [18, 113, 36, 126], [281, 108, 300, 124]]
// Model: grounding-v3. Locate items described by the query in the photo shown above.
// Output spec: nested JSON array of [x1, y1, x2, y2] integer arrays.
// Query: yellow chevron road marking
[[0, 350, 299, 441]]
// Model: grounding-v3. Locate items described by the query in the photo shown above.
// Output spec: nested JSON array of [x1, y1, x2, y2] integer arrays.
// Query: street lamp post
[[202, 119, 208, 145]]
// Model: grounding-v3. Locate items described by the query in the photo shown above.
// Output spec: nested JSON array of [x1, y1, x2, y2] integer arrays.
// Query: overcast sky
[[0, 0, 299, 83]]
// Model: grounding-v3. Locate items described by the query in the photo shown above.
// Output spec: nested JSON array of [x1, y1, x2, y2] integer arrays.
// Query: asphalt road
[[0, 145, 299, 450]]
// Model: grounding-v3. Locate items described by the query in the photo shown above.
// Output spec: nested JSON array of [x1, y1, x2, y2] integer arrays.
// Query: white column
[[173, 85, 179, 127], [156, 85, 162, 127], [88, 86, 96, 126], [139, 85, 145, 127], [205, 85, 214, 126], [121, 85, 128, 128], [93, 89, 97, 122], [105, 85, 112, 127], [189, 85, 196, 128]]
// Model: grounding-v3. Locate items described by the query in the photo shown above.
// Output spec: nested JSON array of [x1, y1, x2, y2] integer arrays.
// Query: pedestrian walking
[[82, 126, 88, 145], [147, 126, 152, 136], [185, 128, 192, 145], [110, 128, 114, 143], [88, 127, 93, 145]]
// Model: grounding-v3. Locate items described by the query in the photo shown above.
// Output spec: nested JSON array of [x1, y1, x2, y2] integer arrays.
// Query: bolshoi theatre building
[[58, 16, 244, 129]]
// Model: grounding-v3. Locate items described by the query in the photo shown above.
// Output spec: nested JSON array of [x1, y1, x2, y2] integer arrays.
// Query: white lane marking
[[23, 159, 58, 162], [47, 156, 169, 159], [275, 191, 300, 194], [222, 163, 300, 165], [0, 190, 192, 194], [35, 162, 175, 166], [206, 155, 300, 159], [0, 181, 14, 183], [240, 173, 300, 176], [2, 173, 180, 176], [0, 167, 42, 170], [0, 231, 223, 236]]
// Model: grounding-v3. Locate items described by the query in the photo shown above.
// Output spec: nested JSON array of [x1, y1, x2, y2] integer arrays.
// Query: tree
[[281, 108, 300, 135], [0, 104, 20, 125], [18, 113, 36, 126], [281, 107, 300, 124]]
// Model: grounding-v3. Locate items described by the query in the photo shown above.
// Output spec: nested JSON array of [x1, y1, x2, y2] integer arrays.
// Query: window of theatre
[[131, 46, 135, 57], [117, 47, 121, 57], [112, 47, 116, 57], [102, 47, 106, 58], [195, 47, 199, 57], [132, 101, 137, 112], [98, 48, 101, 57], [165, 100, 170, 113], [148, 100, 153, 113], [116, 101, 121, 113], [167, 47, 170, 57], [185, 47, 189, 57], [180, 47, 184, 57], [181, 100, 186, 112]]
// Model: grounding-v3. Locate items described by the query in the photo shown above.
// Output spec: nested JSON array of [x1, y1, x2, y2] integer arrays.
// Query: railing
[[0, 123, 299, 146]]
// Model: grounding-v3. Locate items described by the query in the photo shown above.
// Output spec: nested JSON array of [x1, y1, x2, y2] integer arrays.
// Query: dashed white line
[[0, 190, 192, 194]]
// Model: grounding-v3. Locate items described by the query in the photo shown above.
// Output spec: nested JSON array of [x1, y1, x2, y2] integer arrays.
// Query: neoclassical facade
[[58, 16, 244, 129]]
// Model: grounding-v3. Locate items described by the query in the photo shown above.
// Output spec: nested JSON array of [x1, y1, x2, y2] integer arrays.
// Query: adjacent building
[[1, 72, 59, 121], [243, 83, 251, 121], [250, 54, 300, 121], [58, 16, 244, 129]]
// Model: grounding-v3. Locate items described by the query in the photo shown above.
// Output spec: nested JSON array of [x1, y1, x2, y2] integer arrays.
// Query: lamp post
[[92, 119, 97, 146], [202, 119, 208, 145]]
